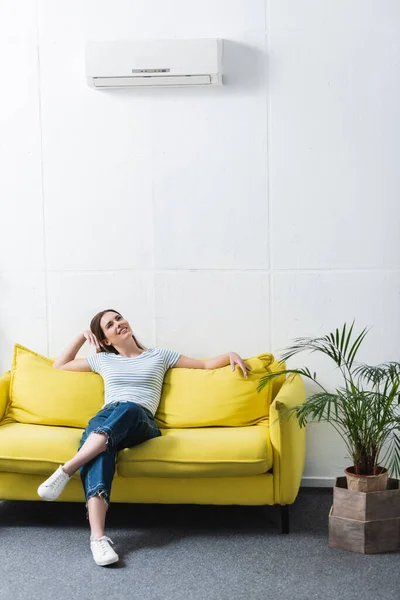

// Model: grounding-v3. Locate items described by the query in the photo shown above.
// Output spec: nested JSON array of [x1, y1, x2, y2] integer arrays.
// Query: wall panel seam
[[36, 0, 49, 354], [266, 0, 272, 351]]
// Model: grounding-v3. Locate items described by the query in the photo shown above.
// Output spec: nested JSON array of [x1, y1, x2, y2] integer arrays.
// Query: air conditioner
[[85, 39, 223, 88]]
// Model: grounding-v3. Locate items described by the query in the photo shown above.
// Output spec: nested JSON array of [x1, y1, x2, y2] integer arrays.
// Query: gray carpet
[[0, 488, 399, 600]]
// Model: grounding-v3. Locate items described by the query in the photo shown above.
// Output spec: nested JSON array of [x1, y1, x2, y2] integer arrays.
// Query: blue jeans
[[78, 401, 161, 516]]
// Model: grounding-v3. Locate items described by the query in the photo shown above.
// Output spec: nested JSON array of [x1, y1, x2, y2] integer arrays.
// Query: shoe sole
[[94, 555, 119, 567], [37, 488, 59, 501], [37, 481, 69, 501]]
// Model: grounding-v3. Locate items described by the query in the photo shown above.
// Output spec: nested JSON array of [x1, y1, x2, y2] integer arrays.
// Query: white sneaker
[[37, 465, 71, 501], [90, 536, 119, 566]]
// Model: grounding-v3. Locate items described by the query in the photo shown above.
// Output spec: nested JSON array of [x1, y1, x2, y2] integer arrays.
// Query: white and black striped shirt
[[86, 347, 181, 416]]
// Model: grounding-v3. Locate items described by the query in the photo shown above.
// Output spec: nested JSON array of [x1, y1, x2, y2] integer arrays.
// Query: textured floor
[[0, 488, 399, 600]]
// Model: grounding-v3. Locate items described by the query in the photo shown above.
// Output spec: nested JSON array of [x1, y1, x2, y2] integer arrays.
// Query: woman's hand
[[229, 352, 251, 378], [83, 330, 102, 352]]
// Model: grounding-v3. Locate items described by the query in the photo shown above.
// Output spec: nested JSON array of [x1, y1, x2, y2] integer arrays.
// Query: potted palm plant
[[258, 322, 400, 491]]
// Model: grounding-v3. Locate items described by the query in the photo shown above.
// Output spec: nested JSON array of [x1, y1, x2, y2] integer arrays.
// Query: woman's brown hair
[[90, 309, 146, 355]]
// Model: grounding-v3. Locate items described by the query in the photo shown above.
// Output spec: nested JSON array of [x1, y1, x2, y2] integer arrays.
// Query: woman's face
[[99, 311, 132, 347]]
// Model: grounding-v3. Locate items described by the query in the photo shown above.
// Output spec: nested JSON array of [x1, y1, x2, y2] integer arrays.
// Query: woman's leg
[[80, 448, 116, 528], [61, 404, 119, 475], [84, 403, 162, 565], [88, 495, 108, 540], [39, 403, 160, 500], [62, 401, 137, 476], [84, 403, 161, 539], [70, 401, 150, 477], [62, 432, 107, 476], [80, 445, 118, 564], [37, 405, 117, 503]]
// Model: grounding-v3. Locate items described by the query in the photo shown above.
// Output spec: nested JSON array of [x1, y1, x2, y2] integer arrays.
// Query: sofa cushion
[[0, 422, 272, 479], [117, 425, 272, 478], [8, 344, 104, 428], [0, 422, 83, 479], [155, 353, 275, 428]]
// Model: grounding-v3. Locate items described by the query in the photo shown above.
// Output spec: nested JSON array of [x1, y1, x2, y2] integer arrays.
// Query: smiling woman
[[90, 308, 147, 357], [37, 307, 248, 567]]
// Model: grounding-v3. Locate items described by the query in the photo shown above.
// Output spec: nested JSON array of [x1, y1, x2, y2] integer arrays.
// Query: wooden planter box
[[329, 477, 400, 554]]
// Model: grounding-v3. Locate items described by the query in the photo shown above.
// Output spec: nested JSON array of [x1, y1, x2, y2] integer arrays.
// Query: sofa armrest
[[0, 371, 11, 422], [269, 373, 306, 505]]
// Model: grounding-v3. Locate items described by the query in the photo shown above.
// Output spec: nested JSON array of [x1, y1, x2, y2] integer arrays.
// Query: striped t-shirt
[[86, 347, 181, 416]]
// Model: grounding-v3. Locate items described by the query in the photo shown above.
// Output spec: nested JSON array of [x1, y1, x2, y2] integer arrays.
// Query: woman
[[37, 309, 250, 567]]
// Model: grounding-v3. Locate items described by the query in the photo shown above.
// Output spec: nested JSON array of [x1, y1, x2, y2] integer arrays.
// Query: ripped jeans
[[78, 401, 161, 517]]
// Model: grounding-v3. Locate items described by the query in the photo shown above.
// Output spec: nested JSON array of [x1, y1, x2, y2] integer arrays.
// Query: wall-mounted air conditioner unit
[[85, 39, 223, 88]]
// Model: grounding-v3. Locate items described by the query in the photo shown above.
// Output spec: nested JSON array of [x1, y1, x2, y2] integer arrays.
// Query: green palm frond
[[257, 367, 320, 393], [353, 362, 400, 388], [279, 322, 369, 371], [280, 336, 337, 364], [380, 432, 400, 480], [266, 321, 400, 477], [294, 392, 341, 427], [346, 325, 369, 367]]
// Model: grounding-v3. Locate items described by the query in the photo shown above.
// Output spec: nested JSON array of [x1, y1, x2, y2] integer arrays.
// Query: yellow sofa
[[0, 345, 306, 533]]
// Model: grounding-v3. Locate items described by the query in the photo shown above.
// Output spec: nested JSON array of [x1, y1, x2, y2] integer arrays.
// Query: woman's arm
[[173, 352, 251, 377], [53, 331, 100, 371]]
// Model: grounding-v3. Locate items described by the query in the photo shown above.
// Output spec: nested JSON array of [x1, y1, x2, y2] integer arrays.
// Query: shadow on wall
[[222, 40, 267, 89]]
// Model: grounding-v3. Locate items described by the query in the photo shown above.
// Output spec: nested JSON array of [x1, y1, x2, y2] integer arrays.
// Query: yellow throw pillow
[[155, 353, 275, 428], [8, 344, 104, 428]]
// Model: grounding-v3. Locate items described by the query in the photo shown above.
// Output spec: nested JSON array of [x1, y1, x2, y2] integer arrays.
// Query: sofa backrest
[[6, 345, 104, 428], [2, 345, 284, 429], [0, 372, 11, 422], [155, 353, 277, 428], [270, 361, 287, 401]]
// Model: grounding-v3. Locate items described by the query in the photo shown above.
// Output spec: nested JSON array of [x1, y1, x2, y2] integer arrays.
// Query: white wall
[[1, 0, 399, 485]]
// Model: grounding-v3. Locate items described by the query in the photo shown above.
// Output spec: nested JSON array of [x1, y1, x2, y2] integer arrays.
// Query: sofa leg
[[280, 505, 289, 534]]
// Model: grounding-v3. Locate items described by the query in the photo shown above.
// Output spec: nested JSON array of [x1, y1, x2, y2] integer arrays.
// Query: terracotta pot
[[344, 466, 388, 493]]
